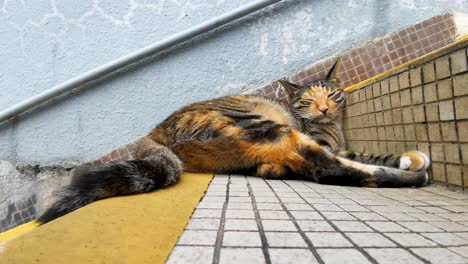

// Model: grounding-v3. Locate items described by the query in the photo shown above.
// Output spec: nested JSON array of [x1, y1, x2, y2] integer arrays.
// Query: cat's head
[[279, 60, 345, 123]]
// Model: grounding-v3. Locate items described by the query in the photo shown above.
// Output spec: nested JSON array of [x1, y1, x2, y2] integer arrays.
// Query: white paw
[[399, 156, 412, 170], [400, 151, 431, 171]]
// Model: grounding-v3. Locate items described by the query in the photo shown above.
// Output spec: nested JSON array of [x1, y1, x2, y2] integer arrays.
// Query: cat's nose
[[319, 105, 329, 114]]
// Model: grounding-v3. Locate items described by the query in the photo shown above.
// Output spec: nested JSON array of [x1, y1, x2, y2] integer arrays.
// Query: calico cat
[[38, 61, 430, 224]]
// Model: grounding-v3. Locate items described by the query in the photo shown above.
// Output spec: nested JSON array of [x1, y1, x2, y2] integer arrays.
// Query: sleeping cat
[[38, 60, 430, 224]]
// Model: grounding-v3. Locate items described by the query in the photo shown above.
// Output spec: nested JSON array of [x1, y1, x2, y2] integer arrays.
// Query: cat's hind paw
[[399, 151, 431, 171]]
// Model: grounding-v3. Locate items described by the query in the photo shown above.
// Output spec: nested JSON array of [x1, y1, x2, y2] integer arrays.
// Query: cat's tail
[[37, 142, 182, 224]]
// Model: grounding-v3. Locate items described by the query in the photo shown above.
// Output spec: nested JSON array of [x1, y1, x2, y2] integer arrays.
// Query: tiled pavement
[[167, 175, 468, 264]]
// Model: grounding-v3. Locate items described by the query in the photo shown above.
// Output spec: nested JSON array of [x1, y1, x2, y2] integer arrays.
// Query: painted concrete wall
[[0, 0, 467, 163]]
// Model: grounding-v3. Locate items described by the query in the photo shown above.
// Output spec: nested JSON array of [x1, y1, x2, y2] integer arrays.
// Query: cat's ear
[[326, 58, 342, 85], [278, 79, 301, 97]]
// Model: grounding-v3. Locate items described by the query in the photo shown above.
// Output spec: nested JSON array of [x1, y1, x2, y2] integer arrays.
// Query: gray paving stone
[[255, 196, 280, 203], [421, 232, 468, 246], [328, 198, 357, 205], [219, 248, 265, 264], [265, 232, 308, 248], [338, 205, 370, 212], [365, 248, 424, 264], [411, 247, 468, 264], [279, 197, 305, 203], [377, 212, 418, 221], [166, 246, 215, 264], [351, 212, 387, 221], [428, 221, 468, 231], [186, 219, 220, 230], [384, 233, 437, 247], [314, 204, 344, 212], [283, 203, 314, 211], [366, 221, 409, 232], [259, 210, 290, 220], [227, 202, 253, 210], [197, 201, 225, 209], [269, 248, 318, 264], [397, 221, 444, 232], [256, 203, 283, 210], [192, 209, 222, 218], [177, 230, 218, 246], [225, 209, 255, 219], [223, 231, 262, 247], [346, 232, 397, 247], [228, 197, 252, 203], [305, 198, 333, 204], [296, 220, 335, 232], [321, 211, 356, 220], [454, 232, 468, 240], [317, 248, 371, 264], [406, 212, 448, 221], [225, 219, 258, 231], [306, 232, 352, 247], [290, 210, 324, 220], [449, 246, 468, 258], [262, 219, 298, 231], [332, 221, 372, 232]]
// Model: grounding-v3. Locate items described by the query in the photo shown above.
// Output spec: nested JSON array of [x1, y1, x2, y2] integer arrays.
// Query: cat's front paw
[[399, 151, 431, 171]]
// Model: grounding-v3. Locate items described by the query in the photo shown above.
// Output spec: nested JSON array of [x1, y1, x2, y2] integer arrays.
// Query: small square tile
[[262, 220, 297, 231], [397, 221, 443, 232], [223, 231, 262, 247], [322, 211, 356, 220], [220, 248, 265, 264], [385, 233, 437, 247], [346, 232, 396, 247], [296, 220, 335, 232], [177, 230, 218, 245], [427, 221, 468, 232], [351, 212, 387, 221], [339, 205, 370, 212], [421, 232, 468, 246], [283, 203, 314, 211], [365, 248, 424, 264], [332, 221, 372, 232], [314, 204, 343, 212], [290, 211, 324, 220], [454, 73, 468, 96], [306, 232, 352, 247], [366, 221, 409, 232], [265, 232, 307, 247], [186, 219, 220, 230], [318, 248, 371, 264], [259, 210, 289, 220], [451, 49, 468, 74], [411, 248, 468, 264], [449, 246, 468, 258], [256, 203, 283, 210], [225, 210, 255, 219], [269, 249, 318, 264], [255, 196, 280, 203], [167, 246, 214, 264], [227, 202, 253, 210], [225, 219, 258, 231], [192, 209, 223, 218]]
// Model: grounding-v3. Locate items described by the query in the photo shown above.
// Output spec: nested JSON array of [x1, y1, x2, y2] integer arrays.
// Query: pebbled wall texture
[[0, 0, 468, 163]]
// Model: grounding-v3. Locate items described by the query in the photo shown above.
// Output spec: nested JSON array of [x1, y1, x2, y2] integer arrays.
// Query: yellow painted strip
[[344, 34, 468, 93], [0, 172, 213, 264], [0, 221, 40, 243]]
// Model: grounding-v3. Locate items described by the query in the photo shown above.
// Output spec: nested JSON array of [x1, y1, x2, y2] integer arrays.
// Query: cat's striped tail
[[37, 144, 182, 224]]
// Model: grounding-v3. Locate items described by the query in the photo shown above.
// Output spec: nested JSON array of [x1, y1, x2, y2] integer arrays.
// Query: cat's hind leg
[[336, 150, 430, 172], [256, 163, 290, 179], [286, 131, 429, 187]]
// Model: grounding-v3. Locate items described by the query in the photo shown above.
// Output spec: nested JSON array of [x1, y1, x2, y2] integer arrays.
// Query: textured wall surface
[[1, 0, 467, 163], [343, 42, 468, 190]]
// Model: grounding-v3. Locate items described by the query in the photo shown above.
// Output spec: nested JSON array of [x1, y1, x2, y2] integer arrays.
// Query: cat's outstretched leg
[[335, 150, 430, 172], [252, 129, 428, 187]]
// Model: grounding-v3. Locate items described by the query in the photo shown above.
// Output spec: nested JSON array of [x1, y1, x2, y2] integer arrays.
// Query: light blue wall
[[0, 0, 467, 163]]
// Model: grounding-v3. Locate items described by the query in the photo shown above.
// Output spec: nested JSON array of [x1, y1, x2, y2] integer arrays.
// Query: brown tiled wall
[[343, 43, 468, 190], [252, 12, 459, 104]]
